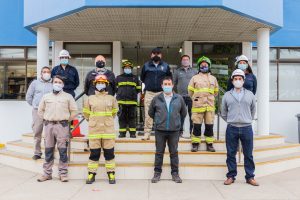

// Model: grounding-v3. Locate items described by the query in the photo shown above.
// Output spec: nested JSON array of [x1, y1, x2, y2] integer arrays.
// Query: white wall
[[270, 102, 300, 143], [0, 101, 32, 143]]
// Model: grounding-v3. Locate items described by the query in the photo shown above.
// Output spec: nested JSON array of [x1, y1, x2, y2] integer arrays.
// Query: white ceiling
[[33, 8, 273, 47]]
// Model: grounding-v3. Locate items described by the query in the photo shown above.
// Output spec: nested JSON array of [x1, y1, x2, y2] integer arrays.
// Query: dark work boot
[[151, 172, 161, 183], [130, 133, 136, 138], [206, 143, 216, 152], [32, 155, 42, 160], [118, 133, 126, 138], [86, 172, 96, 184], [107, 172, 116, 184], [191, 143, 199, 152]]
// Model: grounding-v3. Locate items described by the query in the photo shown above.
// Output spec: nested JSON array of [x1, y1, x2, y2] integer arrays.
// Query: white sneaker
[[141, 133, 150, 140]]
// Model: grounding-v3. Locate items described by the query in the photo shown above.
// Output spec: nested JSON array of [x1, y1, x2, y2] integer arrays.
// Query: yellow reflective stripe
[[136, 86, 141, 89], [191, 137, 201, 143], [83, 107, 91, 114], [105, 163, 116, 169], [214, 88, 219, 92], [88, 134, 116, 139], [112, 108, 118, 114], [118, 100, 137, 105], [88, 163, 99, 169], [119, 128, 127, 132], [129, 128, 136, 131], [205, 136, 215, 144], [89, 111, 113, 117], [118, 82, 137, 87], [188, 86, 195, 92], [192, 106, 215, 113]]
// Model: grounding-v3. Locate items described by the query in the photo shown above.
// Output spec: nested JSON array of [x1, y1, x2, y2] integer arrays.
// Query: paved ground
[[1, 164, 300, 200]]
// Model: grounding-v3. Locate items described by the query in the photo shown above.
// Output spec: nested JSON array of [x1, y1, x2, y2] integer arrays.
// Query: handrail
[[75, 91, 85, 101], [216, 86, 226, 141]]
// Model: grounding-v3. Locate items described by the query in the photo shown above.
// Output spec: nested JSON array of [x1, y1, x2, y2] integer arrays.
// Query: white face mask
[[96, 83, 106, 91], [42, 73, 51, 81], [53, 83, 64, 92], [233, 80, 244, 89], [181, 60, 190, 67]]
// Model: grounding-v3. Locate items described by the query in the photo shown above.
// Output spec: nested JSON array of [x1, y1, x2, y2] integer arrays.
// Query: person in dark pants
[[51, 50, 79, 98], [148, 77, 187, 183], [173, 55, 197, 137], [227, 55, 257, 95], [116, 60, 141, 138], [221, 69, 259, 186]]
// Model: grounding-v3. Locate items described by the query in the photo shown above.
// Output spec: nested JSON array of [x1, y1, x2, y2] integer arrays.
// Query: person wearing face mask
[[227, 55, 257, 95], [84, 55, 116, 96], [148, 77, 187, 183], [173, 55, 197, 137], [188, 56, 219, 152], [140, 48, 172, 140], [26, 66, 53, 160], [51, 50, 79, 98], [83, 74, 118, 184], [37, 75, 78, 182], [221, 69, 258, 186], [115, 60, 141, 138]]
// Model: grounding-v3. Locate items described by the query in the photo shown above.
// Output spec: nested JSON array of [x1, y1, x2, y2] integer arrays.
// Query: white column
[[37, 27, 49, 78], [113, 41, 122, 76], [242, 42, 253, 66], [257, 28, 270, 135], [53, 41, 63, 67], [183, 41, 193, 64]]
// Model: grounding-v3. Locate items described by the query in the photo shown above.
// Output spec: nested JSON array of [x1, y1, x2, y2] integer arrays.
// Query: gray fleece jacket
[[221, 88, 256, 127]]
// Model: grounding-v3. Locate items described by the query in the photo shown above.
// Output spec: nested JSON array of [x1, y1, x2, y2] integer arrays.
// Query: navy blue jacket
[[148, 93, 187, 132], [140, 60, 172, 92], [51, 64, 80, 97], [227, 73, 257, 95]]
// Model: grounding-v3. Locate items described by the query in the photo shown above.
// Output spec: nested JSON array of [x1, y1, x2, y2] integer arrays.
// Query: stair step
[[1, 149, 300, 180], [21, 133, 286, 151], [6, 140, 300, 163]]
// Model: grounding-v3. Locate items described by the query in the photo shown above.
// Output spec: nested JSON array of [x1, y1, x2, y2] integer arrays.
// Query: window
[[252, 47, 300, 101], [0, 46, 52, 100]]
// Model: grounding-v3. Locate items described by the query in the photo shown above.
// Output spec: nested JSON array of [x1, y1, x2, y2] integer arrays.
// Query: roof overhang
[[24, 0, 283, 46]]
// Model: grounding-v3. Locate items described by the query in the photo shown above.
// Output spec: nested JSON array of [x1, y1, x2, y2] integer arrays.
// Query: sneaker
[[32, 155, 42, 160], [37, 175, 52, 182], [151, 172, 161, 183], [191, 143, 199, 152], [206, 143, 216, 152], [59, 176, 69, 182], [107, 172, 116, 184], [141, 133, 150, 140], [172, 173, 182, 183], [86, 173, 96, 184]]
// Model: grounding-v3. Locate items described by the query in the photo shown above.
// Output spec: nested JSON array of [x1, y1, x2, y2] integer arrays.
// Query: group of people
[[26, 47, 259, 186]]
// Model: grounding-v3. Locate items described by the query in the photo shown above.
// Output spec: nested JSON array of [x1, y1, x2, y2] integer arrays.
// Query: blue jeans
[[225, 124, 255, 180]]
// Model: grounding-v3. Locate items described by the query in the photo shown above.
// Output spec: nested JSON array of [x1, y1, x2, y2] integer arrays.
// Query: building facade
[[0, 0, 299, 143]]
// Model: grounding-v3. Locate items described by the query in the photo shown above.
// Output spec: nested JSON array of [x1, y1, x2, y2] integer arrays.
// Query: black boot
[[191, 143, 199, 152], [86, 172, 96, 184], [151, 172, 161, 183], [206, 143, 216, 152], [130, 133, 136, 138], [107, 172, 116, 184], [118, 133, 126, 138]]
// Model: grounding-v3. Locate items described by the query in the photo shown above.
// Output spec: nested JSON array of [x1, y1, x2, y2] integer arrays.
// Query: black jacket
[[51, 64, 80, 97], [140, 60, 172, 92], [115, 73, 141, 105], [84, 69, 116, 96], [149, 93, 187, 132]]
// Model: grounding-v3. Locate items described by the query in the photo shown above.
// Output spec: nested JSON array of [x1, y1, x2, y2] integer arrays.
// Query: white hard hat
[[231, 69, 245, 79], [235, 55, 249, 66], [59, 49, 71, 58]]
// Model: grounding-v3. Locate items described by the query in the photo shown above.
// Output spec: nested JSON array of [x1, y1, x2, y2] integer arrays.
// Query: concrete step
[[1, 149, 300, 180], [21, 133, 286, 151], [6, 140, 300, 163]]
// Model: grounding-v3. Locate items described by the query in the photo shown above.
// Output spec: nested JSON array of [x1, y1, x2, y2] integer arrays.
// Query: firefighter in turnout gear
[[83, 74, 118, 184], [188, 56, 219, 152], [115, 60, 141, 138]]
